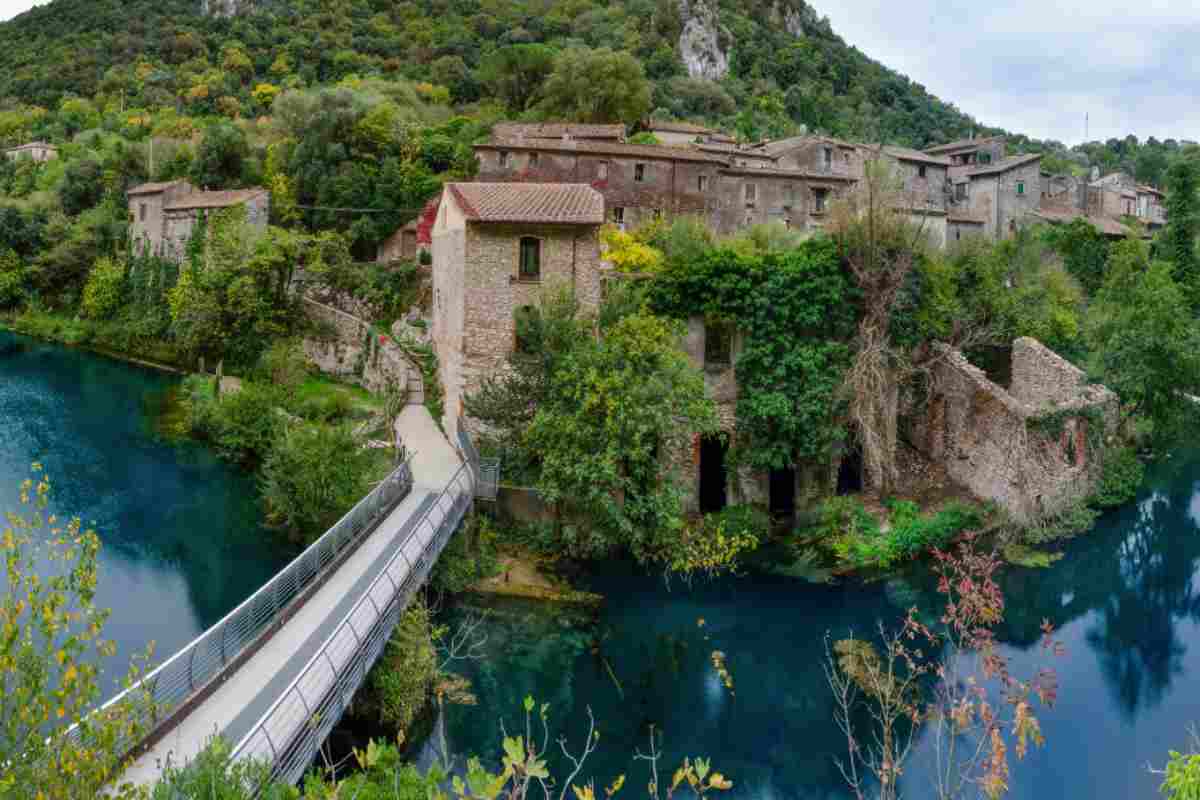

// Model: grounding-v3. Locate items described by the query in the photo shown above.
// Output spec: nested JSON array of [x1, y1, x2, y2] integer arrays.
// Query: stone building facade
[[947, 153, 1043, 239], [4, 141, 57, 162], [431, 182, 606, 442], [128, 182, 270, 260], [906, 337, 1118, 522]]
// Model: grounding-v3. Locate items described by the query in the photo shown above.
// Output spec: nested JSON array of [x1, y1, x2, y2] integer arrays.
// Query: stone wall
[[301, 298, 421, 399], [907, 337, 1118, 522]]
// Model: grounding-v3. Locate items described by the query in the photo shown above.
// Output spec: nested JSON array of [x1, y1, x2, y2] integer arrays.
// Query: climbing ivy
[[649, 237, 860, 470]]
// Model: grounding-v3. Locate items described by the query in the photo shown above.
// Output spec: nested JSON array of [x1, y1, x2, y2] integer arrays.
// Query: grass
[[0, 308, 186, 370]]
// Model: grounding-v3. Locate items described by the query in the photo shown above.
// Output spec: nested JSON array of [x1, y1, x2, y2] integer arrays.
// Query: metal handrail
[[232, 461, 476, 788], [72, 460, 414, 755]]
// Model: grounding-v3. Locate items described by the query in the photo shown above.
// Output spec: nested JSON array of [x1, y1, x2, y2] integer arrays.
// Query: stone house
[[947, 153, 1042, 239], [128, 180, 196, 257], [1089, 171, 1138, 218], [1136, 184, 1167, 228], [925, 135, 1007, 170], [749, 135, 863, 178], [377, 196, 439, 263], [4, 141, 57, 162], [906, 337, 1118, 522], [127, 182, 270, 260], [431, 182, 606, 443], [714, 165, 856, 232]]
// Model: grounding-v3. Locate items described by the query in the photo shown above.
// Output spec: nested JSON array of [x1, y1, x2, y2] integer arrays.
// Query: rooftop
[[490, 122, 626, 141], [128, 180, 190, 196], [165, 188, 267, 211], [718, 164, 856, 182], [964, 153, 1042, 177], [647, 121, 714, 135], [923, 135, 1005, 155], [751, 135, 857, 157], [1031, 206, 1131, 237], [446, 182, 605, 225], [477, 137, 729, 164], [873, 145, 953, 167]]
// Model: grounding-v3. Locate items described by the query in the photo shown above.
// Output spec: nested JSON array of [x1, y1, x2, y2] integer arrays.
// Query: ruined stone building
[[906, 338, 1117, 522], [127, 181, 269, 260], [430, 182, 606, 443], [4, 141, 57, 162]]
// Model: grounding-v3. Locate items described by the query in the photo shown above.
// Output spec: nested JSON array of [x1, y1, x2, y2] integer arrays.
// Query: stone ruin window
[[529, 152, 540, 168], [918, 165, 927, 179], [698, 174, 709, 193], [822, 147, 832, 170], [499, 150, 510, 168], [956, 183, 968, 201], [518, 237, 541, 281], [634, 163, 646, 182], [744, 183, 757, 205], [704, 320, 734, 366], [139, 203, 147, 222], [612, 206, 625, 225], [812, 188, 829, 213]]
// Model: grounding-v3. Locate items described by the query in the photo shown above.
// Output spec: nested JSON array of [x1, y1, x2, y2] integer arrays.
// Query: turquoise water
[[0, 330, 288, 699], [440, 456, 1200, 799]]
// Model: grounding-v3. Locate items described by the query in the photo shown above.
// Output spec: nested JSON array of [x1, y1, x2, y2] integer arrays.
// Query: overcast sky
[[1, 0, 1194, 145], [809, 0, 1198, 145]]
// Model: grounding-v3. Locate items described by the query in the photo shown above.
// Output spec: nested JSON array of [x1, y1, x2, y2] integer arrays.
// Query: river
[[439, 455, 1200, 799], [0, 330, 288, 699]]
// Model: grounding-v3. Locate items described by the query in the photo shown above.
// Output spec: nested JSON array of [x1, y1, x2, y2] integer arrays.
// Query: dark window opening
[[704, 321, 733, 366], [613, 206, 625, 224], [955, 183, 968, 201], [698, 175, 709, 192], [745, 183, 757, 204], [634, 163, 646, 182], [812, 188, 829, 213], [519, 237, 541, 281], [822, 147, 832, 170], [699, 435, 728, 513], [979, 152, 992, 164], [837, 443, 864, 495], [139, 203, 147, 222], [529, 152, 539, 167], [769, 466, 796, 524], [499, 150, 510, 168], [918, 165, 927, 178]]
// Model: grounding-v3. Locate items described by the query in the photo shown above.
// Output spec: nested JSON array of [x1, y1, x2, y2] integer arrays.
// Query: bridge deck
[[123, 487, 439, 784]]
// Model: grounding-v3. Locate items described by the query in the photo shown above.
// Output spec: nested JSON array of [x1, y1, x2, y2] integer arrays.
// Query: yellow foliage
[[600, 225, 664, 273]]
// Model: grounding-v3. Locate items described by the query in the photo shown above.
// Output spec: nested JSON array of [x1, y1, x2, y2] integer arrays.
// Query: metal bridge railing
[[234, 461, 476, 789], [457, 418, 500, 501], [74, 461, 414, 755]]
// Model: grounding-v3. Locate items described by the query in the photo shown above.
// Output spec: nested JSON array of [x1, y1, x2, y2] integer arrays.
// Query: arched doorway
[[699, 435, 728, 514], [769, 466, 796, 525]]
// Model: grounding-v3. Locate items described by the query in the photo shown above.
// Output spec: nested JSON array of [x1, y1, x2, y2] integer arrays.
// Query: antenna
[[1085, 113, 1089, 143]]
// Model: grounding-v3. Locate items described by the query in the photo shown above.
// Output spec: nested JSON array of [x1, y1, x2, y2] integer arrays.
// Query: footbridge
[[95, 406, 482, 789]]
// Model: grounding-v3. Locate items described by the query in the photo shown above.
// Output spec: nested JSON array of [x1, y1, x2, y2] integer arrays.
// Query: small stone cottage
[[430, 182, 606, 443], [127, 181, 269, 260]]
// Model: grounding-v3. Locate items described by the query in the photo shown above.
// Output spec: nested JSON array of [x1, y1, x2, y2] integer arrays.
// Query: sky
[[809, 0, 1199, 145], [0, 0, 1195, 145]]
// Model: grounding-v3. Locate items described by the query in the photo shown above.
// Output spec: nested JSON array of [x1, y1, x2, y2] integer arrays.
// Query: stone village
[[118, 123, 1139, 527]]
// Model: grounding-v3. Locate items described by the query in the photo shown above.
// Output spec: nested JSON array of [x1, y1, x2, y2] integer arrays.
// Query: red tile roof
[[446, 183, 604, 224], [478, 137, 729, 164], [491, 122, 626, 140], [165, 188, 267, 211]]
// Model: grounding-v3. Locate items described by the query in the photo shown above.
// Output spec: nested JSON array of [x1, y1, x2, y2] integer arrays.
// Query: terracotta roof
[[964, 153, 1041, 177], [128, 180, 189, 196], [923, 135, 1004, 155], [446, 183, 604, 224], [719, 165, 856, 182], [1031, 207, 1131, 237], [753, 135, 856, 157], [648, 121, 714, 135], [491, 122, 626, 140], [165, 188, 267, 211], [697, 143, 774, 160], [478, 137, 729, 164], [876, 146, 953, 166]]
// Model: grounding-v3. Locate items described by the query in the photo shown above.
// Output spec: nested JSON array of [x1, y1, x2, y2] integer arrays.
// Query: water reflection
[[0, 331, 287, 696], [440, 453, 1200, 800]]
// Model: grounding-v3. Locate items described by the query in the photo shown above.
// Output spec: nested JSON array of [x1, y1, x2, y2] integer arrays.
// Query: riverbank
[[0, 308, 187, 374]]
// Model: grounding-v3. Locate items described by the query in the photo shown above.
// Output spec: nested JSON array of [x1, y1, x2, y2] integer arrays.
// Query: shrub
[[0, 250, 24, 309], [814, 496, 984, 569], [259, 423, 378, 543], [211, 383, 281, 464], [367, 599, 437, 736], [430, 513, 500, 594], [81, 257, 127, 320], [1092, 446, 1145, 509], [254, 339, 309, 391], [665, 504, 765, 583]]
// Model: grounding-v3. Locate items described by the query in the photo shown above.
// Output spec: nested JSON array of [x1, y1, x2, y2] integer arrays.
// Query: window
[[918, 165, 927, 179], [955, 182, 968, 201], [812, 188, 829, 213], [979, 152, 992, 164], [698, 174, 709, 192], [612, 206, 625, 224], [744, 183, 757, 205], [139, 203, 147, 222], [653, 208, 664, 220], [499, 150, 510, 168], [822, 147, 833, 170], [518, 237, 541, 281], [704, 321, 733, 366], [529, 152, 539, 167], [597, 162, 609, 181], [634, 163, 646, 182], [1017, 181, 1025, 196]]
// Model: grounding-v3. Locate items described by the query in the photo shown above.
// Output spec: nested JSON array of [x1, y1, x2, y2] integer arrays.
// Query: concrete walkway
[[396, 405, 462, 489]]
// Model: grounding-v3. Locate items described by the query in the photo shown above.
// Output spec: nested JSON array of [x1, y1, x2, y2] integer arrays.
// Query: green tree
[[1162, 156, 1200, 307], [59, 158, 106, 216], [81, 256, 126, 319], [0, 467, 155, 799], [189, 121, 250, 189], [0, 249, 24, 308], [478, 44, 558, 112], [538, 47, 652, 125], [1042, 217, 1110, 296]]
